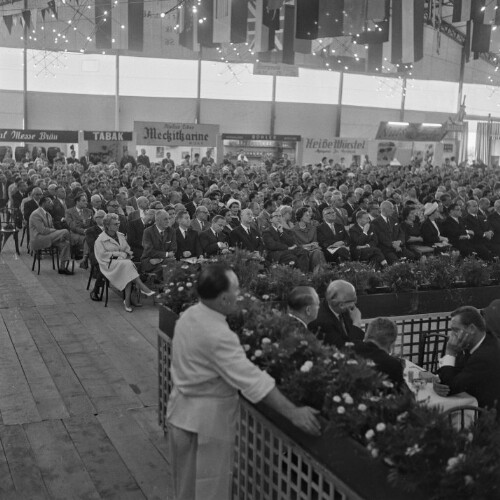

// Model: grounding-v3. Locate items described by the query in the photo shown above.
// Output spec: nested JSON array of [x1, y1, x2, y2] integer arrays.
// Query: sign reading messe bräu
[[134, 122, 219, 147]]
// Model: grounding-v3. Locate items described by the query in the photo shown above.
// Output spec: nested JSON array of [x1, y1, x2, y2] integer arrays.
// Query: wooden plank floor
[[0, 242, 171, 500]]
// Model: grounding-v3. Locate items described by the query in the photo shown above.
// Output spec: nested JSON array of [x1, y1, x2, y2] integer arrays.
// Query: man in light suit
[[29, 196, 73, 275], [190, 206, 210, 233], [141, 210, 177, 276]]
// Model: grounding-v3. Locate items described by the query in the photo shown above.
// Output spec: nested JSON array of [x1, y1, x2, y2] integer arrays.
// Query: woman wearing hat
[[226, 198, 241, 229], [421, 202, 450, 252]]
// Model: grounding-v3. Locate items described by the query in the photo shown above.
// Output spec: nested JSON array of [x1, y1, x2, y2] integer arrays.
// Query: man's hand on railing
[[289, 407, 321, 436]]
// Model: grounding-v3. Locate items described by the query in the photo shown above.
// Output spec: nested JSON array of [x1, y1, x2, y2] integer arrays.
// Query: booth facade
[[0, 129, 79, 164], [221, 134, 301, 165], [79, 130, 135, 165], [134, 121, 219, 167]]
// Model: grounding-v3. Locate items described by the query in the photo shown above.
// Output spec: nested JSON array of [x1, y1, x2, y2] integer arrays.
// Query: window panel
[[276, 68, 339, 104], [0, 47, 23, 91], [342, 74, 402, 109], [405, 79, 458, 113]]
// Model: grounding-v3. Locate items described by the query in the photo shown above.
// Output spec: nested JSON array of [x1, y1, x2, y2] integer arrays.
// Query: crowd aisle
[[0, 244, 171, 500]]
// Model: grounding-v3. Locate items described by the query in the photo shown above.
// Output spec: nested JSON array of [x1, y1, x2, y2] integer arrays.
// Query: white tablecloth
[[404, 360, 478, 428]]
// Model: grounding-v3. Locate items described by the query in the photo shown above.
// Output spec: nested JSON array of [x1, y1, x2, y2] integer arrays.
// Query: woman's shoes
[[123, 300, 133, 313], [141, 290, 156, 297], [90, 290, 101, 302]]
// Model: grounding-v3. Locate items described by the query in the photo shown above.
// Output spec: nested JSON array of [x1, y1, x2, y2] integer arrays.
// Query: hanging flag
[[213, 0, 248, 44], [128, 0, 144, 51], [95, 0, 112, 50], [367, 0, 386, 20], [282, 3, 295, 64], [30, 9, 37, 30], [357, 20, 389, 45], [390, 0, 424, 64], [178, 3, 200, 51], [366, 43, 384, 72], [452, 0, 472, 23], [343, 0, 367, 36], [296, 0, 343, 40], [197, 0, 219, 47], [254, 0, 277, 52], [483, 0, 500, 25], [471, 21, 491, 52], [268, 0, 284, 9], [21, 10, 31, 29], [47, 0, 58, 19], [471, 0, 485, 23], [41, 8, 47, 22], [3, 15, 13, 34], [294, 2, 312, 54]]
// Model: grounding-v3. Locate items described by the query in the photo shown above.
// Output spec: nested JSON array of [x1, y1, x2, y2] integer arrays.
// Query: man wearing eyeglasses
[[309, 280, 365, 349]]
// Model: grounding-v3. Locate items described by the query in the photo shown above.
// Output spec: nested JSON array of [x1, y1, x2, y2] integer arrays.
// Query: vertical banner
[[95, 0, 112, 50], [128, 0, 144, 51], [282, 3, 295, 64], [213, 0, 248, 43], [390, 0, 424, 64]]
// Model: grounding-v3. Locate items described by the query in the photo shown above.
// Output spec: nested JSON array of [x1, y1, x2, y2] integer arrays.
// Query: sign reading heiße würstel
[[0, 129, 79, 143], [134, 122, 219, 147], [83, 131, 133, 141]]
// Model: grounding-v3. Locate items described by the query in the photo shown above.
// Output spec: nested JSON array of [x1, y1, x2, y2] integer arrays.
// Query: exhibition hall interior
[[0, 0, 500, 499]]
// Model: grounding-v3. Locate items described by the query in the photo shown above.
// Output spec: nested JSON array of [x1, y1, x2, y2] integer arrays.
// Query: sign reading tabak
[[83, 131, 133, 141], [135, 122, 219, 147], [0, 129, 78, 143]]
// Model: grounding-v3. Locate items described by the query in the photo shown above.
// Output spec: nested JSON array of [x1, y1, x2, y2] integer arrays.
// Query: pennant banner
[[390, 0, 424, 64], [296, 0, 343, 40], [452, 0, 472, 23], [213, 0, 248, 44]]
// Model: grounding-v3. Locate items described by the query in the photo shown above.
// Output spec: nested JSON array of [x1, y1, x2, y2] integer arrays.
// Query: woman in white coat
[[94, 213, 155, 312]]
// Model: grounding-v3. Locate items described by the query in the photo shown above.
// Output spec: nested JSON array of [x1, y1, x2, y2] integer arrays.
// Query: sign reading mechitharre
[[134, 122, 219, 147]]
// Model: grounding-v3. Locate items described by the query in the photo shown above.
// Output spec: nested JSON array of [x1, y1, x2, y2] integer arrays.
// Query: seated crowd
[[3, 151, 500, 306]]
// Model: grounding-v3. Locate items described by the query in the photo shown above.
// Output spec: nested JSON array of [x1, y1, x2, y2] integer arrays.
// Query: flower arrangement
[[458, 256, 491, 287]]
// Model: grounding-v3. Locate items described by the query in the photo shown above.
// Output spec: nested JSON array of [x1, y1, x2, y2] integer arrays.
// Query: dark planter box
[[357, 285, 500, 318], [253, 402, 425, 500]]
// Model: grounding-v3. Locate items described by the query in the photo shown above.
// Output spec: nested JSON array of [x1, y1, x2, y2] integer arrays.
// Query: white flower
[[289, 261, 295, 266], [243, 344, 250, 352], [342, 393, 354, 405], [169, 282, 174, 286], [333, 395, 342, 403], [396, 412, 409, 423], [262, 294, 270, 300], [261, 337, 271, 345], [371, 448, 379, 458], [237, 296, 244, 302], [250, 296, 257, 301], [178, 287, 184, 292], [337, 406, 346, 414], [405, 444, 422, 456], [366, 360, 376, 367], [300, 340, 309, 346], [345, 342, 355, 348], [300, 361, 313, 373], [186, 282, 193, 288], [465, 475, 474, 486], [347, 359, 358, 365], [365, 429, 375, 440], [467, 432, 473, 443], [181, 265, 189, 269], [242, 328, 253, 337], [382, 380, 394, 388], [376, 423, 386, 432], [446, 454, 465, 472], [254, 349, 263, 357], [358, 404, 367, 412], [333, 352, 345, 360], [369, 396, 381, 403]]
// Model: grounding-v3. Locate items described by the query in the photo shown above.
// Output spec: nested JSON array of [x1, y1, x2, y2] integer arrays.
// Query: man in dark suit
[[316, 207, 350, 263], [487, 200, 500, 247], [309, 280, 365, 349], [354, 317, 404, 388], [141, 209, 177, 276], [50, 186, 69, 230], [127, 209, 155, 261], [287, 286, 320, 333], [462, 199, 498, 260], [184, 191, 203, 218], [440, 203, 475, 256], [349, 211, 387, 267], [199, 216, 230, 257], [127, 196, 150, 222], [0, 173, 10, 209], [229, 208, 264, 256], [369, 201, 403, 264], [436, 306, 500, 413], [262, 211, 309, 273], [343, 191, 357, 224], [175, 210, 201, 260]]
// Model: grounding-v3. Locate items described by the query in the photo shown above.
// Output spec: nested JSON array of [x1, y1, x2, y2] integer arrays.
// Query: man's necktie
[[46, 213, 51, 227], [339, 314, 349, 340]]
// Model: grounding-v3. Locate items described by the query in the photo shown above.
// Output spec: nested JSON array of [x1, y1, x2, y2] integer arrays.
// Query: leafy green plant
[[458, 256, 491, 287]]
